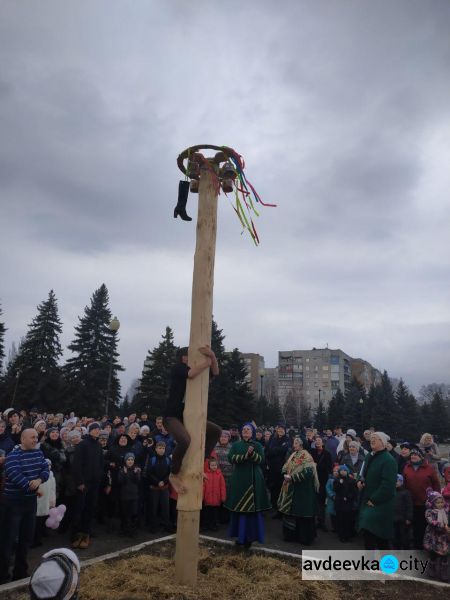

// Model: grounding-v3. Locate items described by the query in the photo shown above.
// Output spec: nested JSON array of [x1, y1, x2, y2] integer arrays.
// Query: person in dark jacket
[[71, 422, 104, 549], [5, 409, 23, 445], [144, 441, 172, 533], [393, 474, 413, 549], [324, 429, 339, 463], [397, 442, 411, 474], [266, 424, 290, 514], [310, 435, 333, 529], [40, 428, 66, 500], [0, 420, 14, 455], [118, 452, 141, 536], [333, 464, 357, 542]]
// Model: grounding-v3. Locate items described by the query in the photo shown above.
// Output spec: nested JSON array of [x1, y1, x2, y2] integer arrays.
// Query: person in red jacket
[[403, 445, 440, 549], [202, 458, 226, 531]]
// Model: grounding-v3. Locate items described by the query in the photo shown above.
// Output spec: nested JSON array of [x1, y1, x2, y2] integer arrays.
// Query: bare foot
[[169, 472, 187, 494]]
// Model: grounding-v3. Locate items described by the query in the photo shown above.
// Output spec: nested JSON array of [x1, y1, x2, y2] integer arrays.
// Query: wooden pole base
[[174, 510, 200, 586]]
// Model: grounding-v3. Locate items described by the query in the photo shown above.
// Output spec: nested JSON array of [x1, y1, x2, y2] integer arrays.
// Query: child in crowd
[[202, 458, 226, 531], [393, 474, 413, 549], [333, 464, 357, 543], [325, 464, 339, 532], [34, 459, 56, 547], [117, 452, 141, 536], [423, 488, 449, 581], [145, 441, 173, 533]]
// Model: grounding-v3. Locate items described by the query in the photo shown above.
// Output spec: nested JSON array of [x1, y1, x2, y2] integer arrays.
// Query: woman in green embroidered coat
[[278, 437, 320, 545], [225, 423, 271, 548]]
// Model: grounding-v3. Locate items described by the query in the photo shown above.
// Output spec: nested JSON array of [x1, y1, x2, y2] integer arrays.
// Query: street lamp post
[[105, 316, 120, 416]]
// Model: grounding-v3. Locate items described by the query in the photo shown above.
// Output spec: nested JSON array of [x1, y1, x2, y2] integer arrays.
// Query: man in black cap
[[71, 422, 103, 549]]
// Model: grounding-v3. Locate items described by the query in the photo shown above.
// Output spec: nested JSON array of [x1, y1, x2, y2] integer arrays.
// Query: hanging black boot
[[174, 180, 192, 221]]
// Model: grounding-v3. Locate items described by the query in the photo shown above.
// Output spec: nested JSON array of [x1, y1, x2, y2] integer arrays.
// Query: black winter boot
[[174, 180, 192, 221]]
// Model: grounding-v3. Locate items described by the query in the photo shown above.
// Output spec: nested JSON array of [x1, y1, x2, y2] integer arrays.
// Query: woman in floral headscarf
[[278, 437, 319, 545]]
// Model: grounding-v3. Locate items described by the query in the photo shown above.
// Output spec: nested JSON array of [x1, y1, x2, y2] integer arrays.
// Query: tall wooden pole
[[174, 162, 218, 586]]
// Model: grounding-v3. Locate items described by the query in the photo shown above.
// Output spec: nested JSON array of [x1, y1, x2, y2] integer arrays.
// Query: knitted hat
[[29, 548, 80, 600], [372, 431, 390, 448], [99, 431, 109, 439], [409, 445, 425, 459], [88, 422, 101, 433], [68, 430, 81, 440], [426, 487, 443, 509], [240, 422, 256, 436], [46, 427, 59, 436], [139, 425, 150, 435], [124, 452, 135, 462], [399, 441, 411, 449], [346, 429, 357, 438], [6, 408, 20, 419], [338, 464, 351, 475], [34, 420, 47, 431]]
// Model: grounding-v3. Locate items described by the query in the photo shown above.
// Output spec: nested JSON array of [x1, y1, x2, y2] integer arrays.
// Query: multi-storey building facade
[[241, 353, 265, 398], [278, 348, 358, 409]]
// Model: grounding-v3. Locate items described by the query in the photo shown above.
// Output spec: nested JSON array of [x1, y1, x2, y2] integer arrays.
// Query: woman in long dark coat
[[225, 423, 271, 549], [357, 432, 398, 549]]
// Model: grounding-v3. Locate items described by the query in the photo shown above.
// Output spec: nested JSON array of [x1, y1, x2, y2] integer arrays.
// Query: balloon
[[45, 505, 67, 529]]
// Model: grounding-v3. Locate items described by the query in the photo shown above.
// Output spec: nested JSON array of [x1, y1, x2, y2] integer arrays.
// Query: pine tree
[[64, 284, 124, 416], [395, 379, 420, 442], [133, 326, 178, 418], [208, 320, 231, 424], [314, 400, 327, 432], [121, 394, 131, 418], [343, 378, 366, 433], [371, 371, 398, 436], [2, 291, 63, 411], [0, 303, 6, 373], [428, 391, 450, 440], [222, 348, 256, 425], [420, 403, 432, 434], [327, 388, 345, 429]]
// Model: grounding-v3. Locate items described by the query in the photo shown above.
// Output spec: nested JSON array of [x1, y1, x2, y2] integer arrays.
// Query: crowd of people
[[0, 406, 449, 584]]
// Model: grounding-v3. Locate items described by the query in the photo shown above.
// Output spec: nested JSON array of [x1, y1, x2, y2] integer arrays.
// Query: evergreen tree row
[[131, 320, 264, 426], [323, 372, 450, 441], [0, 285, 123, 416]]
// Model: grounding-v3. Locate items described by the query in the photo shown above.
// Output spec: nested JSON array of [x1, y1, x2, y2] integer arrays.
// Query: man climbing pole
[[163, 345, 221, 495]]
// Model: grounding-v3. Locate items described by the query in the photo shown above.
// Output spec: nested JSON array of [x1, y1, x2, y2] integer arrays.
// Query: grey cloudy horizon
[[1, 0, 450, 397]]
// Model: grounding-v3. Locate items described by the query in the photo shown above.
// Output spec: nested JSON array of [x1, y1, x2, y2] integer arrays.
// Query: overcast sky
[[1, 0, 449, 397]]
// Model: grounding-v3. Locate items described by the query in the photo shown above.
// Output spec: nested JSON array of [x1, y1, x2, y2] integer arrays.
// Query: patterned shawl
[[283, 449, 320, 493]]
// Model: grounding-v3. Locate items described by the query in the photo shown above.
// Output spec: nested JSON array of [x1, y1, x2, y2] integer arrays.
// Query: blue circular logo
[[380, 554, 399, 574]]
